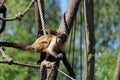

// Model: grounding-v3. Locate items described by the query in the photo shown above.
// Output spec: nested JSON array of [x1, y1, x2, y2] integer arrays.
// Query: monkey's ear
[[37, 30, 44, 37]]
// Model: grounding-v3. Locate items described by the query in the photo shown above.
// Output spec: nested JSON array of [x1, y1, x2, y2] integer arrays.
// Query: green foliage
[[94, 0, 120, 53], [94, 0, 120, 79], [95, 49, 119, 80]]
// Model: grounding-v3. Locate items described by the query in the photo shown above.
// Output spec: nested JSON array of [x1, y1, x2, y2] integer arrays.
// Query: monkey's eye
[[57, 34, 67, 43], [57, 37, 62, 43]]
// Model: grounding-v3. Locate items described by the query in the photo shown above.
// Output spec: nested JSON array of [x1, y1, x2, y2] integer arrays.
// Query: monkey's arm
[[0, 42, 33, 51]]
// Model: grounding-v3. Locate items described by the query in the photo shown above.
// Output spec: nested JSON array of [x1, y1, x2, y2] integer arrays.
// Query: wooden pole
[[83, 0, 95, 80], [113, 53, 120, 80], [34, 0, 41, 37], [34, 0, 43, 80]]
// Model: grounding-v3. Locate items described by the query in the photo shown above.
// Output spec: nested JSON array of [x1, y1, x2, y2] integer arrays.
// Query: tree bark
[[34, 0, 41, 37], [46, 0, 81, 79], [56, 0, 81, 79], [83, 0, 95, 80], [58, 0, 81, 37], [113, 53, 120, 80]]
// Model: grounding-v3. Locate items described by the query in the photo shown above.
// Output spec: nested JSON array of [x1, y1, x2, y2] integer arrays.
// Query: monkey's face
[[57, 33, 68, 44]]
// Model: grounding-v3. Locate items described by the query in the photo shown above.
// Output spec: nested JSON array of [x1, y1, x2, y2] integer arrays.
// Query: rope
[[39, 64, 47, 80], [79, 1, 83, 80], [0, 47, 13, 63], [68, 28, 73, 59], [0, 0, 35, 21], [0, 60, 39, 68], [0, 60, 75, 80], [37, 0, 46, 35], [58, 69, 75, 80], [72, 19, 77, 68]]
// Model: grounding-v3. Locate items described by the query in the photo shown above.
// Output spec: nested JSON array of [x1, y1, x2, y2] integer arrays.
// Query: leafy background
[[0, 0, 120, 80]]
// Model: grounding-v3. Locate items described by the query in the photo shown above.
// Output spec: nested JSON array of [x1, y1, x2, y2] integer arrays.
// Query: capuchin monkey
[[0, 29, 67, 58], [0, 0, 7, 33], [0, 29, 75, 78]]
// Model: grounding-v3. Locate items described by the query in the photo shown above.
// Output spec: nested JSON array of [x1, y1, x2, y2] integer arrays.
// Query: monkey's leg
[[0, 42, 33, 51]]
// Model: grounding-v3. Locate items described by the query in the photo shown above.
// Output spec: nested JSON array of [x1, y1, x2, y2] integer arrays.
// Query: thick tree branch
[[57, 0, 81, 79], [58, 0, 81, 36], [83, 0, 95, 80]]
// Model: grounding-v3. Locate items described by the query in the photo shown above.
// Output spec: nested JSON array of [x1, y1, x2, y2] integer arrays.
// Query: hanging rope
[[68, 29, 73, 59], [72, 19, 77, 68], [0, 0, 35, 21], [79, 1, 84, 80], [39, 64, 47, 80], [37, 0, 46, 35]]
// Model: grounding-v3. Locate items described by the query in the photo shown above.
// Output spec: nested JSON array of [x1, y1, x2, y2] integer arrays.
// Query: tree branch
[[58, 0, 81, 36], [83, 0, 95, 80]]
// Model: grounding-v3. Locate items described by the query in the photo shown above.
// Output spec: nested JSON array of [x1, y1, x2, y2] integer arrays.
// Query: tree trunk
[[83, 0, 95, 80], [58, 0, 81, 36], [34, 0, 42, 37], [113, 53, 120, 80]]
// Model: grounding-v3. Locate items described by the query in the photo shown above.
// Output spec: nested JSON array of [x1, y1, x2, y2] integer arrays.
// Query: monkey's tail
[[0, 42, 34, 51]]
